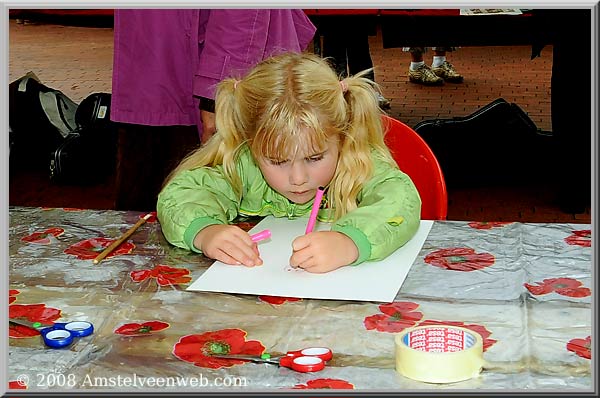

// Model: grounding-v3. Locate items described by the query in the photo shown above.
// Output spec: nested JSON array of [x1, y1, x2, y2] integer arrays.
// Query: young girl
[[157, 52, 421, 273]]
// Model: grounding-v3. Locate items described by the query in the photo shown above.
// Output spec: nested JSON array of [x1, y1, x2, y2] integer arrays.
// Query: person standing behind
[[157, 52, 422, 273], [309, 11, 391, 109], [111, 9, 316, 211], [322, 30, 392, 109]]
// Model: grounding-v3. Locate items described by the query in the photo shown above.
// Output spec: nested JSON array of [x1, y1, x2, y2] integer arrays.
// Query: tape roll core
[[395, 326, 484, 384]]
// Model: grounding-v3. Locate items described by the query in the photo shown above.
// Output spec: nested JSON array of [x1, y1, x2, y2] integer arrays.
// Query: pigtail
[[213, 79, 248, 198], [345, 70, 391, 155], [161, 78, 246, 197], [329, 71, 396, 220]]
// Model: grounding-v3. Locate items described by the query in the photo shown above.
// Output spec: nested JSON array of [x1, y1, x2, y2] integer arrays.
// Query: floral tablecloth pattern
[[8, 207, 592, 391]]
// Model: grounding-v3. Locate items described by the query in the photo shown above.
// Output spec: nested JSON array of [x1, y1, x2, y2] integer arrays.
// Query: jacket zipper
[[286, 202, 296, 219]]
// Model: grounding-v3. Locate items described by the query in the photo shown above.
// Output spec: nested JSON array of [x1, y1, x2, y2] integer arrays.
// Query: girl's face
[[257, 134, 339, 205]]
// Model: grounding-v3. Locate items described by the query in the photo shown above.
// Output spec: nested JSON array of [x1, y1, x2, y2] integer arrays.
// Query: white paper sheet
[[187, 217, 434, 302]]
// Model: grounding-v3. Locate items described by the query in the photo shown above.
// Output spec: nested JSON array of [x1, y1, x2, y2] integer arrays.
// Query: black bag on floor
[[49, 92, 117, 184], [9, 72, 79, 170], [75, 92, 113, 129], [413, 98, 555, 187]]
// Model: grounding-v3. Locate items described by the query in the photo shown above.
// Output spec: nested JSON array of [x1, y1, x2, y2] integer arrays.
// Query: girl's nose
[[289, 162, 309, 186]]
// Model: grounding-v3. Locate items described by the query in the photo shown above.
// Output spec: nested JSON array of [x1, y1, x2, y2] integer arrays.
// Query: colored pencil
[[250, 229, 271, 243], [93, 213, 152, 264], [305, 186, 325, 234]]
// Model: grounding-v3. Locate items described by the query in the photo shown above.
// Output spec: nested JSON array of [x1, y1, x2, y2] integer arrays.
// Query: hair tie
[[340, 80, 348, 93], [234, 80, 240, 89]]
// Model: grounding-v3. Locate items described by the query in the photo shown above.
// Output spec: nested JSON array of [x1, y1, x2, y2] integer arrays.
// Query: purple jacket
[[111, 9, 316, 134]]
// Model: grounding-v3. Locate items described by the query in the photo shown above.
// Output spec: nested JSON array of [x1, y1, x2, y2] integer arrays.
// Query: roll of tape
[[395, 325, 484, 384]]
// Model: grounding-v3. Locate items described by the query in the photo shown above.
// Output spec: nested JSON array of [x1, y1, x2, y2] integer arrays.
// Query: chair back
[[382, 115, 448, 220]]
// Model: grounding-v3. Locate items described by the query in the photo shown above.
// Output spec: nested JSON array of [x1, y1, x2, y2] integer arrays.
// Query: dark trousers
[[114, 124, 200, 212], [322, 32, 375, 81], [312, 14, 377, 82]]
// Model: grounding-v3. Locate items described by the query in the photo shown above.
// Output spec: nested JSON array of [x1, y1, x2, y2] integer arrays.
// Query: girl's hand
[[194, 224, 262, 267], [289, 231, 359, 273]]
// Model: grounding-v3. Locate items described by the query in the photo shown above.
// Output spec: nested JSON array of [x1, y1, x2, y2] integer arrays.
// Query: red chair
[[382, 115, 448, 220]]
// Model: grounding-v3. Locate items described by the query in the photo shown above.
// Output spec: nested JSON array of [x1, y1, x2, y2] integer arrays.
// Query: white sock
[[432, 56, 446, 68], [410, 61, 425, 71]]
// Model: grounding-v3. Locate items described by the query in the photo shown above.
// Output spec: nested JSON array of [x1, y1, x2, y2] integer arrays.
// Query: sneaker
[[408, 64, 444, 86], [432, 61, 464, 83], [377, 93, 391, 109]]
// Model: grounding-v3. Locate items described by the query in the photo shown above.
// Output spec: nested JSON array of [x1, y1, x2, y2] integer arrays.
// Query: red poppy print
[[140, 211, 158, 223], [173, 328, 265, 369], [293, 378, 355, 389], [130, 264, 191, 286], [9, 289, 20, 304], [115, 321, 170, 336], [564, 230, 591, 247], [258, 295, 302, 305], [21, 227, 65, 244], [364, 301, 423, 333], [524, 277, 591, 298], [468, 221, 512, 230], [64, 237, 135, 260], [9, 380, 27, 389], [417, 319, 497, 352], [424, 247, 495, 272], [9, 303, 61, 338], [567, 336, 591, 359]]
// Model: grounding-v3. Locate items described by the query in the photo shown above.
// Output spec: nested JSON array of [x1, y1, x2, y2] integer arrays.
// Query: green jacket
[[157, 145, 422, 265]]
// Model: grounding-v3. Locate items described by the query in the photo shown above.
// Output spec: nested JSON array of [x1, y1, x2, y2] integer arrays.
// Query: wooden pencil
[[93, 213, 152, 264]]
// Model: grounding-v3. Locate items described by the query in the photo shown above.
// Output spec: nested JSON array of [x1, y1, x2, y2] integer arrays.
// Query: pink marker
[[305, 186, 325, 234], [250, 229, 271, 243]]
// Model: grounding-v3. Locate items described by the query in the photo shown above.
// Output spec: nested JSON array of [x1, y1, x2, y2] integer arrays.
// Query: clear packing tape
[[395, 326, 485, 384]]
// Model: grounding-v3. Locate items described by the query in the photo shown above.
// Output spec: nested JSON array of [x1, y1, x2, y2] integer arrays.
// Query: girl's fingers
[[296, 256, 333, 273], [221, 239, 261, 267], [291, 235, 310, 251], [203, 226, 262, 266], [297, 258, 315, 270], [290, 249, 313, 269], [213, 250, 242, 266], [233, 227, 258, 246]]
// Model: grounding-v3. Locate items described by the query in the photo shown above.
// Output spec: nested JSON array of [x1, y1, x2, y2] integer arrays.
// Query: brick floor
[[370, 35, 553, 133], [9, 20, 114, 102], [7, 17, 591, 223]]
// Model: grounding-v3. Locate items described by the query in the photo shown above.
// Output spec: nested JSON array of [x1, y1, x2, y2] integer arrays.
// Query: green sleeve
[[332, 154, 422, 264], [156, 165, 241, 252]]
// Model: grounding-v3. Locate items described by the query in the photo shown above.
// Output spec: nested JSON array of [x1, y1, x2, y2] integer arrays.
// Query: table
[[8, 207, 592, 392]]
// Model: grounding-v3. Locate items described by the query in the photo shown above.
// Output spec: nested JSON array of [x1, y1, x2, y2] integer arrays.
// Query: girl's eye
[[307, 155, 324, 162], [268, 159, 288, 166]]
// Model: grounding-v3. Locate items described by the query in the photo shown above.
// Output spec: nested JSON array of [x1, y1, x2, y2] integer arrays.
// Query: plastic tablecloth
[[8, 206, 592, 392]]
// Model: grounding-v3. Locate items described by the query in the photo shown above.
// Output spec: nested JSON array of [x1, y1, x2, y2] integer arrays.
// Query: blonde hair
[[163, 52, 397, 220]]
